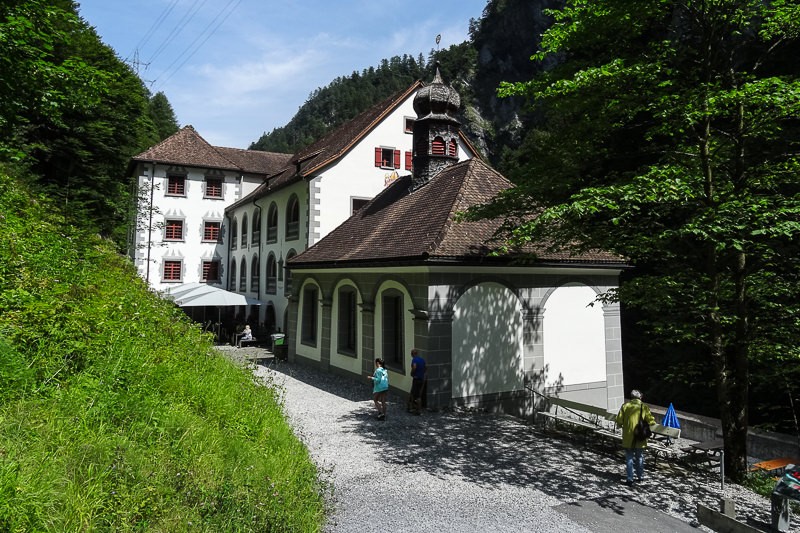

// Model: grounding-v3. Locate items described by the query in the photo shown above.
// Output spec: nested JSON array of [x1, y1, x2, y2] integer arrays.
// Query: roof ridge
[[426, 159, 510, 255], [300, 80, 424, 176], [425, 160, 473, 255]]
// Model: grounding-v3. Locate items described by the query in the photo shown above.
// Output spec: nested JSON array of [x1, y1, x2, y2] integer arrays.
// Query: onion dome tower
[[411, 66, 461, 190]]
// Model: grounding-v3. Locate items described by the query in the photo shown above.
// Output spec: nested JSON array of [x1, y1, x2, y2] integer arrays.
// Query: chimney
[[411, 67, 461, 191]]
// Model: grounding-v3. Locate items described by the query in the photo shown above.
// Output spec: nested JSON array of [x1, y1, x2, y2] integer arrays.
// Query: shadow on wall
[[451, 282, 524, 402]]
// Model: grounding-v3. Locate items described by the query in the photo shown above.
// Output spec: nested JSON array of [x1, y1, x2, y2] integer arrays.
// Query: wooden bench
[[648, 424, 681, 459], [537, 396, 616, 433], [750, 457, 799, 477]]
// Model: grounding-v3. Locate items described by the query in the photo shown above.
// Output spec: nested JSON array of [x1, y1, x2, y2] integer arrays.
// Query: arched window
[[239, 258, 247, 292], [286, 195, 300, 240], [381, 288, 404, 367], [251, 210, 261, 243], [266, 202, 278, 243], [241, 214, 248, 248], [266, 253, 277, 294], [300, 283, 319, 346], [448, 138, 458, 157], [431, 136, 446, 156], [229, 259, 237, 291], [284, 250, 296, 296], [250, 255, 260, 293], [231, 218, 238, 250], [337, 285, 357, 355]]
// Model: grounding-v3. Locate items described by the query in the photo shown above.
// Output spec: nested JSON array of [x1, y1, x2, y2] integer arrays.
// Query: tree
[[148, 91, 179, 141], [0, 0, 161, 244], [473, 0, 800, 480]]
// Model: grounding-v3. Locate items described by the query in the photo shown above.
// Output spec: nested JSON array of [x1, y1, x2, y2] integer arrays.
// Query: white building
[[128, 126, 291, 293], [224, 81, 477, 332], [129, 80, 478, 335]]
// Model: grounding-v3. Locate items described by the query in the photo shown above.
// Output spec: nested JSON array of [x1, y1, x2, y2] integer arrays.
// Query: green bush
[[0, 167, 325, 531]]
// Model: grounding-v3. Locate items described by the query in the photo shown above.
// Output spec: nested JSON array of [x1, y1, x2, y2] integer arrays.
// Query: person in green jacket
[[616, 389, 656, 486]]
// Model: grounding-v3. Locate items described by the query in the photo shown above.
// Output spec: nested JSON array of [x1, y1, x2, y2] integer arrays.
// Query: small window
[[229, 259, 237, 290], [202, 260, 220, 282], [251, 255, 260, 292], [284, 251, 296, 296], [164, 219, 183, 241], [231, 219, 238, 250], [286, 195, 300, 241], [241, 214, 248, 248], [352, 198, 369, 214], [251, 210, 261, 243], [239, 260, 247, 292], [204, 177, 223, 198], [404, 117, 414, 133], [203, 221, 221, 242], [166, 175, 185, 196], [163, 260, 182, 281], [405, 151, 412, 170], [266, 203, 278, 243], [301, 285, 318, 346], [266, 254, 277, 294], [374, 147, 400, 169]]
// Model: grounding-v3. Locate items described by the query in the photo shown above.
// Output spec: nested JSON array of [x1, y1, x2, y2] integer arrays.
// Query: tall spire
[[411, 66, 461, 191]]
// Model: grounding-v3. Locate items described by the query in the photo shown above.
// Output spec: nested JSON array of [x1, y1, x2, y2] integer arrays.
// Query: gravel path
[[221, 347, 792, 532]]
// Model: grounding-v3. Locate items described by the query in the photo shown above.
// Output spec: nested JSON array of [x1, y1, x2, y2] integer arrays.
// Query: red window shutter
[[393, 150, 400, 169], [405, 151, 412, 170], [432, 137, 445, 155], [375, 147, 382, 167], [449, 139, 458, 157]]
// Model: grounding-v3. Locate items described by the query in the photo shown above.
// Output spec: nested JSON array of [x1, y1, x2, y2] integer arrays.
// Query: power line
[[126, 0, 180, 62], [147, 0, 210, 65]]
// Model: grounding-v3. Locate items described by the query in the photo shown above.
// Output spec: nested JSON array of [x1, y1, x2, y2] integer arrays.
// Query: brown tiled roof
[[130, 125, 290, 175], [215, 146, 292, 175], [290, 158, 625, 268]]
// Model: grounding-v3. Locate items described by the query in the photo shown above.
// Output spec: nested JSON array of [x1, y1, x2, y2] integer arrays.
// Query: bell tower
[[411, 67, 461, 190]]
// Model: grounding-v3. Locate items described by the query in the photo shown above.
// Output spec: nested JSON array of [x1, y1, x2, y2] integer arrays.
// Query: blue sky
[[77, 0, 488, 149]]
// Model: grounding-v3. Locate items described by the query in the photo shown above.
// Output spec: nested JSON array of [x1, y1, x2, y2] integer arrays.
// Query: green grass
[[0, 166, 325, 531]]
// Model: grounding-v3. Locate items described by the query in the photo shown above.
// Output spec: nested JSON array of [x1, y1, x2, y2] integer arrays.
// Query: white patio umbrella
[[173, 285, 262, 307], [162, 282, 214, 300]]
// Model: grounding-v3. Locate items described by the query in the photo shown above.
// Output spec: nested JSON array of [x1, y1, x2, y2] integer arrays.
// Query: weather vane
[[436, 34, 441, 51]]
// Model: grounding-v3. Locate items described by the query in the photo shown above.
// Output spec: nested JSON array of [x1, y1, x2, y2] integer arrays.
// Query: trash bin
[[271, 333, 287, 361]]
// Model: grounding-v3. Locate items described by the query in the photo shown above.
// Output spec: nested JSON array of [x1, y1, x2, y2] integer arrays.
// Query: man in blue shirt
[[407, 348, 427, 415]]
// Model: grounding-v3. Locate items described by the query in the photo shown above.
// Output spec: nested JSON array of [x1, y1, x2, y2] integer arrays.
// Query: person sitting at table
[[236, 324, 254, 347], [616, 389, 656, 486]]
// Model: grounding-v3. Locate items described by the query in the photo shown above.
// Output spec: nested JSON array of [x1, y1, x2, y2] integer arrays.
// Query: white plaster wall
[[134, 164, 263, 293], [238, 181, 308, 330], [542, 283, 606, 388], [329, 279, 363, 375], [451, 283, 524, 399], [309, 98, 476, 246]]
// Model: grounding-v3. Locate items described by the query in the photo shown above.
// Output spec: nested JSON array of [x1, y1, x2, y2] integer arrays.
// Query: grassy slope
[[0, 167, 325, 531]]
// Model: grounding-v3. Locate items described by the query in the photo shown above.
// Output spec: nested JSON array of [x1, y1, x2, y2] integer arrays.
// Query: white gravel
[[221, 347, 794, 532]]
